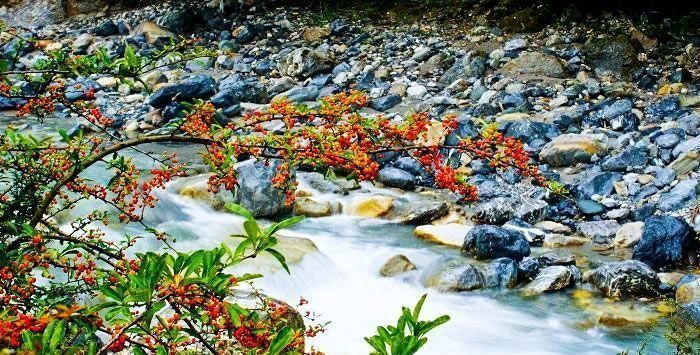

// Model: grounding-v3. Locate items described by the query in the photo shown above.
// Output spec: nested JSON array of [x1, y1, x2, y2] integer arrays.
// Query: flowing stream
[[3, 115, 672, 354]]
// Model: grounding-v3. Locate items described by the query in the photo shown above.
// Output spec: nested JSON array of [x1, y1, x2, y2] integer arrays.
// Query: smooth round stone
[[577, 199, 606, 216]]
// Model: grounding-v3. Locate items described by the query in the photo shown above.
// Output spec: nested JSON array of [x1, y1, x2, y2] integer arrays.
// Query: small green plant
[[365, 294, 449, 355]]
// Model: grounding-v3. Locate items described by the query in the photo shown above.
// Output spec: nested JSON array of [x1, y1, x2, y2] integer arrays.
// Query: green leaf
[[268, 326, 294, 355], [225, 202, 254, 220], [265, 215, 304, 237], [48, 319, 65, 352], [99, 285, 122, 301], [412, 294, 427, 320], [265, 248, 290, 274], [243, 219, 260, 241]]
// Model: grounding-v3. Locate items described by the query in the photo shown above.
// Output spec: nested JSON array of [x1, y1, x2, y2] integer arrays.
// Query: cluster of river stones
[[2, 0, 700, 333]]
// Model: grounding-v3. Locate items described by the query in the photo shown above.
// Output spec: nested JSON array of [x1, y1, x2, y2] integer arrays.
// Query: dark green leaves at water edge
[[365, 294, 450, 355]]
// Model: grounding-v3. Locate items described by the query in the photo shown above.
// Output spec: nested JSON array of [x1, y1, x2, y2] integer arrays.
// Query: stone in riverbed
[[379, 255, 417, 277], [233, 159, 290, 218], [377, 167, 415, 190], [277, 47, 335, 79], [669, 151, 700, 176], [576, 199, 605, 216], [353, 196, 393, 218], [535, 221, 572, 234], [583, 35, 638, 78], [575, 172, 622, 199], [614, 222, 644, 248], [370, 94, 401, 111], [517, 257, 540, 281], [293, 197, 332, 217], [396, 200, 449, 225], [539, 133, 608, 167], [633, 216, 690, 270], [414, 223, 472, 247], [421, 257, 484, 292], [462, 225, 530, 260], [543, 234, 588, 247], [147, 75, 216, 108], [474, 196, 548, 224], [601, 147, 648, 172], [577, 220, 621, 244], [498, 52, 566, 78], [658, 179, 698, 212], [132, 21, 176, 46], [484, 258, 518, 288], [584, 260, 661, 298], [523, 266, 575, 295]]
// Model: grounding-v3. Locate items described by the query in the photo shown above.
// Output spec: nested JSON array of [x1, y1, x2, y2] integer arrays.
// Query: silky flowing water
[[2, 115, 673, 354]]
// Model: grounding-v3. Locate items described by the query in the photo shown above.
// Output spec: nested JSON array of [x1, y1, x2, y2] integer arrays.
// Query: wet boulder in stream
[[421, 257, 485, 292], [462, 225, 530, 260], [147, 75, 216, 108], [584, 260, 662, 298], [233, 159, 290, 217], [632, 216, 690, 270]]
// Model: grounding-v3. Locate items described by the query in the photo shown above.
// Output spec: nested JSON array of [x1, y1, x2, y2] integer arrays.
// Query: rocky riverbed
[[1, 0, 700, 352]]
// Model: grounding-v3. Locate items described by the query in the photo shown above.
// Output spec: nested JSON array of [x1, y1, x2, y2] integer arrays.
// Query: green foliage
[[365, 294, 450, 355]]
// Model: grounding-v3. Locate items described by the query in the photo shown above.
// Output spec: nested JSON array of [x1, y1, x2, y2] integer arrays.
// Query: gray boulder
[[584, 260, 661, 298], [633, 216, 690, 270], [234, 159, 290, 217], [462, 225, 530, 260]]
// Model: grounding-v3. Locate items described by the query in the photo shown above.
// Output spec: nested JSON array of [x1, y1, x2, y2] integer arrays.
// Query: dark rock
[[575, 172, 622, 199], [501, 120, 559, 145], [633, 216, 690, 270], [601, 147, 648, 171], [233, 159, 290, 217], [518, 257, 540, 281], [438, 55, 486, 85], [370, 94, 401, 111], [585, 260, 661, 298], [93, 20, 119, 36], [422, 257, 484, 292], [484, 258, 518, 288], [583, 35, 639, 78], [211, 79, 269, 107], [147, 75, 216, 108], [462, 225, 530, 260], [658, 179, 698, 212], [396, 200, 449, 225], [576, 199, 606, 216], [377, 167, 415, 190]]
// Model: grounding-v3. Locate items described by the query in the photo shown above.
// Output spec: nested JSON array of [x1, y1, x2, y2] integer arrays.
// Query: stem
[[168, 300, 218, 355]]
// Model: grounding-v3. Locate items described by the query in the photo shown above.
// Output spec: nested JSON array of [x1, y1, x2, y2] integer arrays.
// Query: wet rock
[[377, 167, 415, 190], [518, 257, 540, 281], [421, 257, 484, 292], [474, 196, 547, 224], [462, 225, 530, 260], [601, 147, 648, 172], [502, 219, 545, 245], [543, 234, 588, 247], [484, 258, 518, 288], [577, 220, 620, 244], [498, 52, 566, 78], [501, 120, 559, 145], [353, 196, 393, 218], [293, 197, 332, 217], [584, 260, 661, 298], [414, 223, 472, 247], [438, 55, 486, 85], [71, 33, 93, 53], [274, 86, 319, 102], [523, 266, 575, 295], [370, 94, 401, 111], [633, 216, 690, 270], [396, 200, 449, 225], [277, 47, 335, 79], [147, 75, 216, 108], [535, 221, 572, 234], [211, 79, 269, 107], [614, 222, 644, 248], [234, 159, 290, 217], [539, 133, 608, 167], [658, 179, 698, 212], [132, 21, 175, 46], [583, 35, 638, 78], [575, 172, 622, 199], [379, 254, 417, 277], [576, 199, 605, 216], [92, 19, 118, 36]]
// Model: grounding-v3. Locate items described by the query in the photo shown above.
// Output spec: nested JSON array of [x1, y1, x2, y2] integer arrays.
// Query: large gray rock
[[584, 260, 661, 298], [583, 35, 639, 78], [234, 159, 290, 217], [379, 255, 417, 277], [539, 134, 608, 167], [147, 75, 216, 108], [575, 172, 622, 199], [474, 196, 548, 224], [377, 167, 416, 190], [438, 55, 486, 85], [601, 147, 648, 171], [277, 47, 335, 79], [577, 220, 621, 244], [523, 266, 575, 295], [483, 258, 518, 288], [498, 52, 566, 78], [633, 216, 690, 270], [462, 225, 530, 260], [658, 179, 698, 212], [421, 257, 485, 292]]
